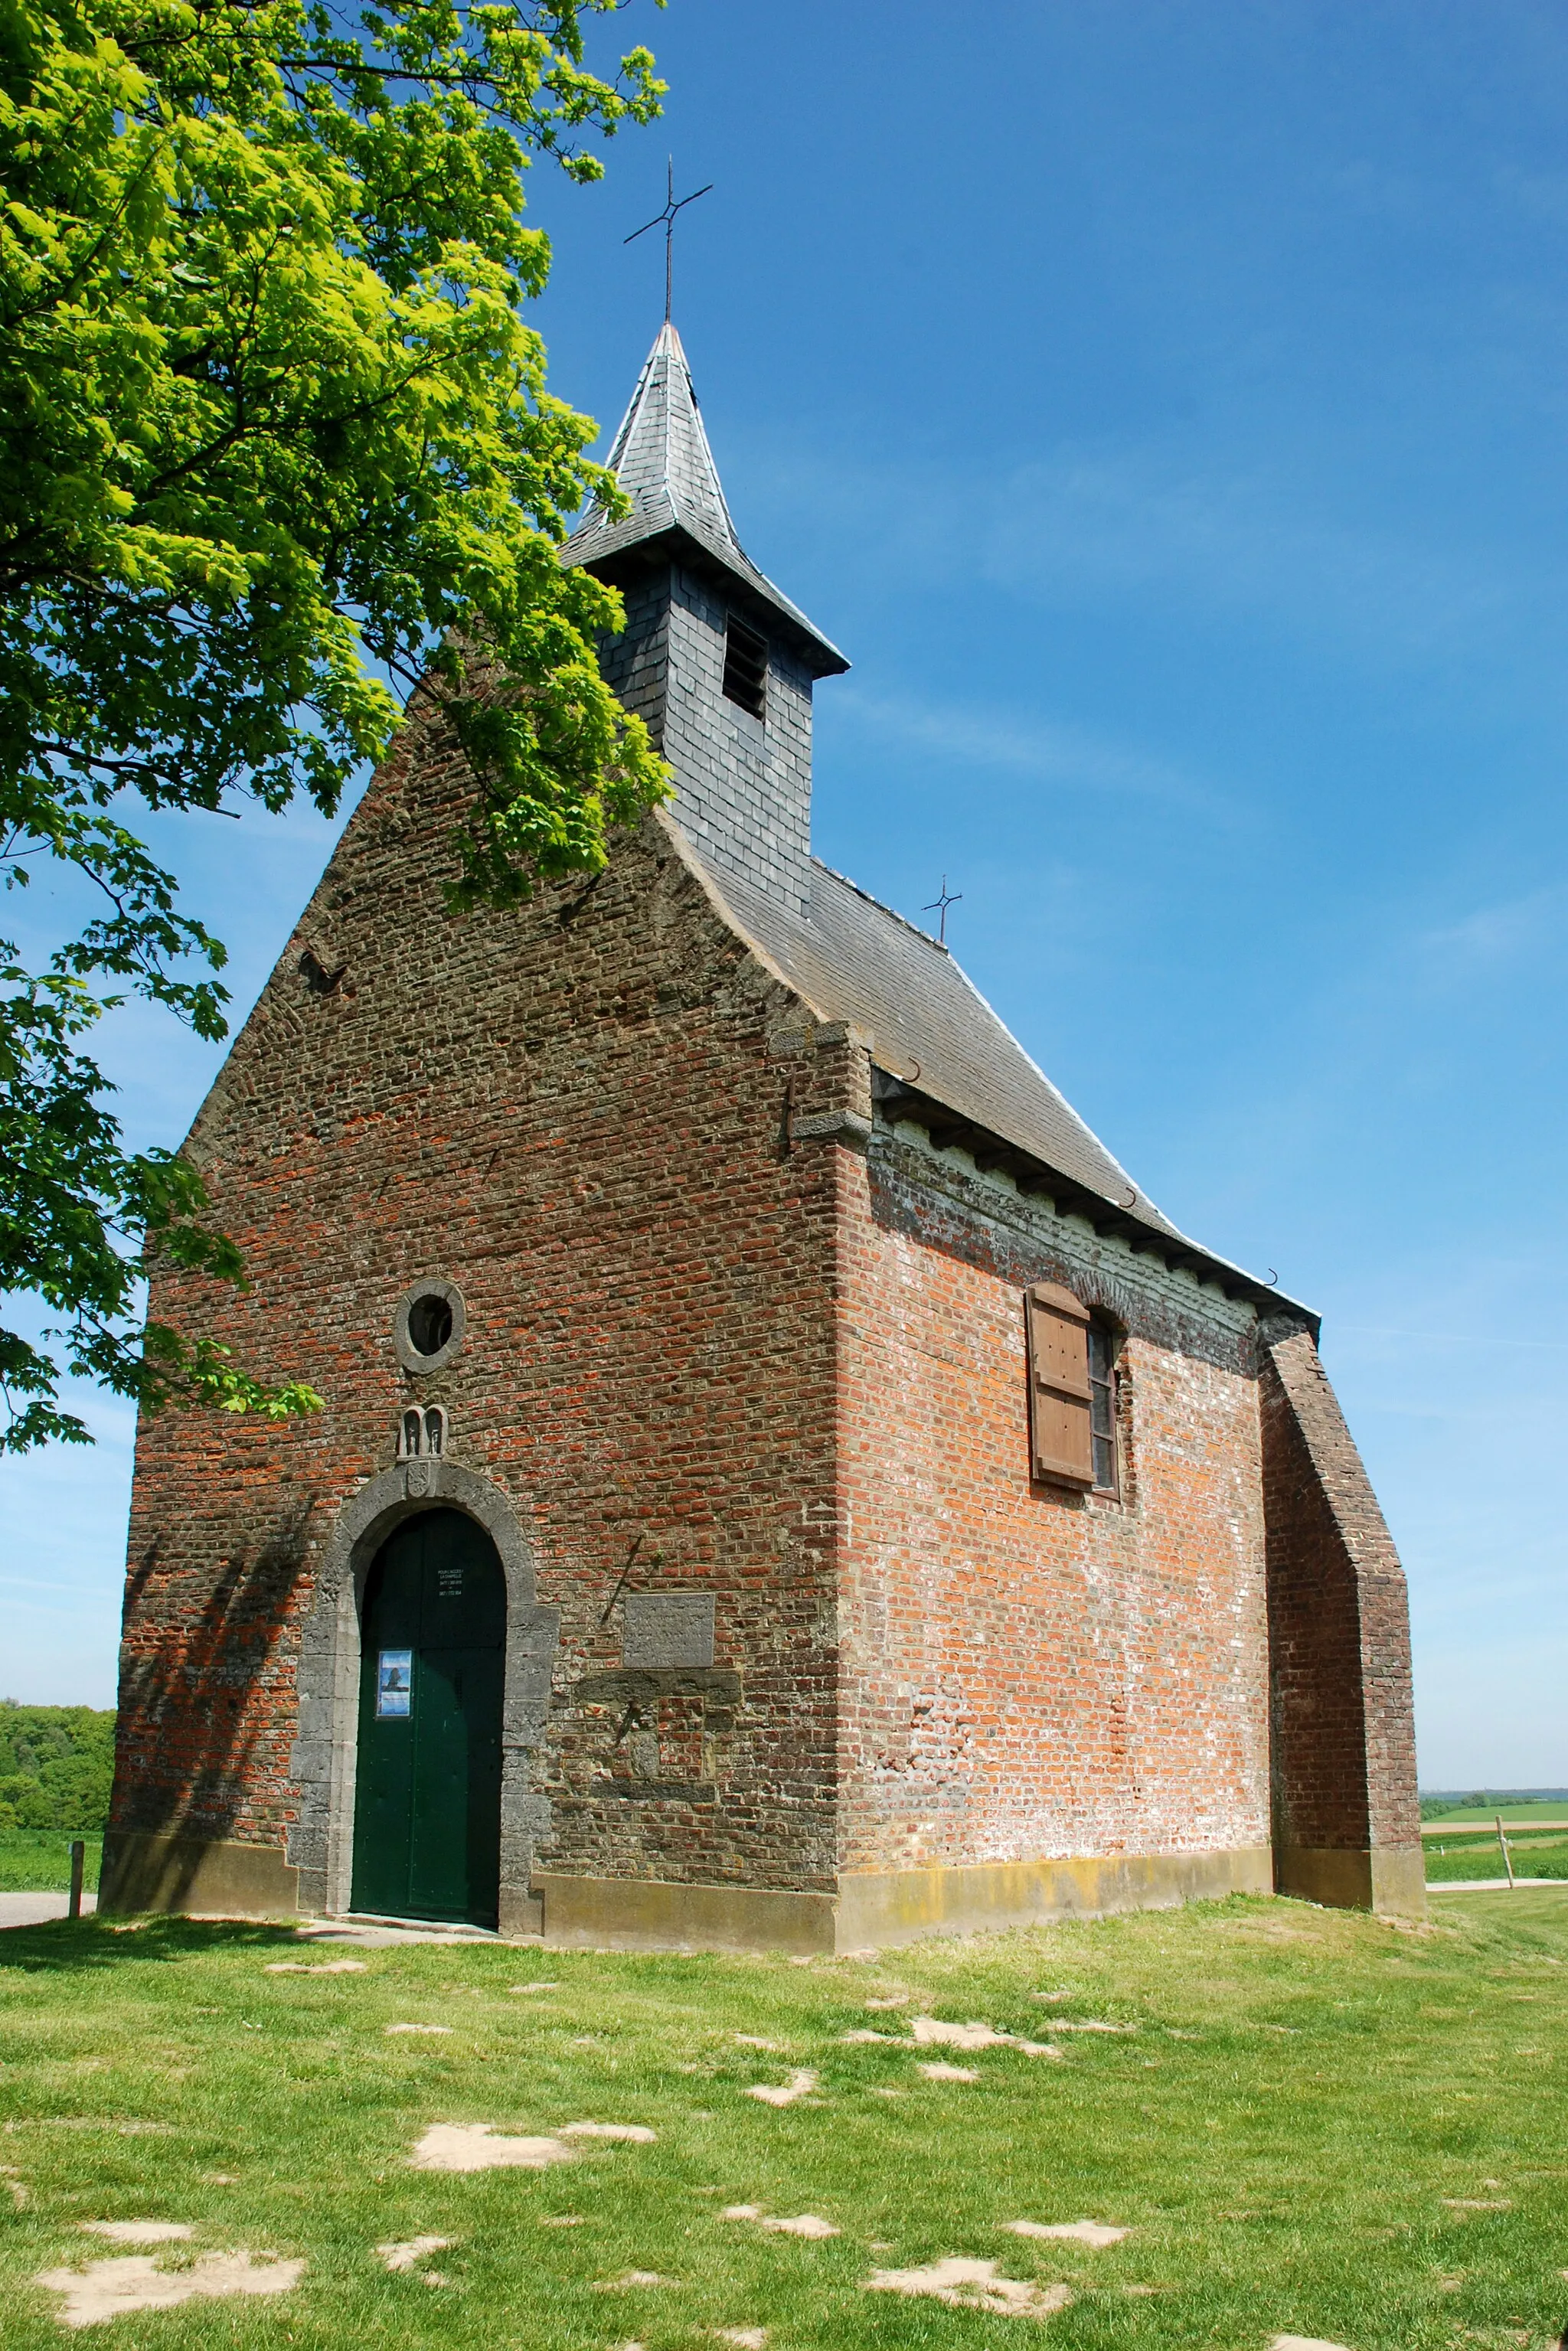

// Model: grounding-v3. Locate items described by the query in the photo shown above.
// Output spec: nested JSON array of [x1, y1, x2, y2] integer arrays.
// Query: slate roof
[[562, 322, 848, 676], [691, 841, 1310, 1316]]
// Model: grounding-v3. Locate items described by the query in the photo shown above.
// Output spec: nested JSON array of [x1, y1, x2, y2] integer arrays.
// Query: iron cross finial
[[626, 156, 714, 322], [923, 876, 962, 945]]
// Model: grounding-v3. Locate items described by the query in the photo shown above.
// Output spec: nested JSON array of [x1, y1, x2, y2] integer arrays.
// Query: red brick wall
[[110, 704, 1417, 1913], [1259, 1326, 1421, 1856], [833, 1127, 1273, 1875], [112, 710, 851, 1894]]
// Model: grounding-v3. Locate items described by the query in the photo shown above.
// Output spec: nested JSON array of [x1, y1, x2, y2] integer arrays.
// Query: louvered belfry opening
[[721, 613, 767, 718]]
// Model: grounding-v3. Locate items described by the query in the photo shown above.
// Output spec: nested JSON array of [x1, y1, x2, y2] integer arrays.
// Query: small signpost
[[1496, 1814, 1516, 1889], [67, 1840, 85, 1921]]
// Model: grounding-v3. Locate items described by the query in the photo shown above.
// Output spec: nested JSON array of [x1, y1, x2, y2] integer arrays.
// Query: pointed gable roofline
[[662, 822, 1319, 1330], [561, 322, 849, 678]]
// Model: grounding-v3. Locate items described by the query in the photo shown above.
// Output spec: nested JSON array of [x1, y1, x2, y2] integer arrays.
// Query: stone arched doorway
[[289, 1461, 559, 1932], [351, 1507, 506, 1928]]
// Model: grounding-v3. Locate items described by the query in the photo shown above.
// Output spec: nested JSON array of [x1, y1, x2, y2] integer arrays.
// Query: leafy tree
[[0, 0, 668, 1449], [0, 1700, 117, 1827]]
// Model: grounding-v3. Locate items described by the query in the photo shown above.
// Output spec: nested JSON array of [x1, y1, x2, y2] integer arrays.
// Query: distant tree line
[[0, 1700, 115, 1830], [1419, 1789, 1568, 1819]]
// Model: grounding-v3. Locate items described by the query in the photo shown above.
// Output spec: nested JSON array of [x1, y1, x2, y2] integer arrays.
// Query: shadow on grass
[[0, 1914, 312, 1978]]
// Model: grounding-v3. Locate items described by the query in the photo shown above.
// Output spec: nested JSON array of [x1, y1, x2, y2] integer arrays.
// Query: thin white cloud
[[1417, 883, 1567, 975], [749, 430, 1552, 671], [831, 687, 1236, 821], [980, 449, 1527, 661], [1335, 1322, 1568, 1351]]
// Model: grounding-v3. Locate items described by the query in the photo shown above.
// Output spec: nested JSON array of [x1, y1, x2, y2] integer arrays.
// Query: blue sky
[[3, 0, 1565, 1789]]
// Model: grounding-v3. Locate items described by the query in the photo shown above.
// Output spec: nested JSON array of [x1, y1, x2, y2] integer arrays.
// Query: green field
[[0, 1833, 103, 1894], [1423, 1803, 1568, 1827], [1424, 1832, 1568, 1882], [2, 1891, 1567, 2347]]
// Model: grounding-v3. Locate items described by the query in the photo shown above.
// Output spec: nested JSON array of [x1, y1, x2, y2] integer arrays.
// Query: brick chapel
[[102, 320, 1426, 1944]]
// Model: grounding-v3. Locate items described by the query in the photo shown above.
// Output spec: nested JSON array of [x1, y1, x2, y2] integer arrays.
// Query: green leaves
[[0, 0, 669, 1448]]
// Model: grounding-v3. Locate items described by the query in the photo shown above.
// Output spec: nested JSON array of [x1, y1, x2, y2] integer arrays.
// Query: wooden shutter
[[1024, 1282, 1094, 1489]]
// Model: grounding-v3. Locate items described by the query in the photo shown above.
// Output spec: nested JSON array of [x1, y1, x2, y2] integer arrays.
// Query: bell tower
[[564, 324, 848, 918]]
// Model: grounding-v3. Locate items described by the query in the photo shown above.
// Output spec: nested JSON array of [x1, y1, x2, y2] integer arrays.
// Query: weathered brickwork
[[113, 731, 861, 1900], [835, 1118, 1271, 1878], [106, 742, 1422, 1925], [106, 315, 1424, 1935], [1259, 1326, 1423, 1907]]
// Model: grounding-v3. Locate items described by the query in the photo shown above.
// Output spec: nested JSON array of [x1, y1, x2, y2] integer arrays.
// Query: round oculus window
[[394, 1278, 465, 1374], [407, 1294, 452, 1358]]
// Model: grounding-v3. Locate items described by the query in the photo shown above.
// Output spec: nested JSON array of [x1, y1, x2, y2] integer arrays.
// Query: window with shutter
[[1024, 1282, 1094, 1489]]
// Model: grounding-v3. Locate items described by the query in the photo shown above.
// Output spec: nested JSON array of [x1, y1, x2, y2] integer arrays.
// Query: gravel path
[[0, 1890, 98, 1929]]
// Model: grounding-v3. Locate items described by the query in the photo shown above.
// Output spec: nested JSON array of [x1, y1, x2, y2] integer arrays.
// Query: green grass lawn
[[0, 1833, 102, 1894], [2, 1892, 1567, 2348]]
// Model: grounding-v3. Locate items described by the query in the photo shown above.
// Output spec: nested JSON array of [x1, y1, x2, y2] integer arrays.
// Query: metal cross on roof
[[626, 156, 714, 322], [923, 876, 962, 944]]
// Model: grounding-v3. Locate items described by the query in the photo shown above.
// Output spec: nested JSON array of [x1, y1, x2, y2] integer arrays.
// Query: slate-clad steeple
[[564, 323, 847, 917]]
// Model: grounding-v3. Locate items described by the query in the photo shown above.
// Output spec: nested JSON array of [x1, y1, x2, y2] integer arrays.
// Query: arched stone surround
[[289, 1461, 560, 1931]]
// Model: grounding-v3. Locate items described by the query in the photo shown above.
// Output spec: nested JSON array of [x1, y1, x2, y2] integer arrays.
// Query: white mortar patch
[[35, 2251, 303, 2327], [865, 2258, 1073, 2317]]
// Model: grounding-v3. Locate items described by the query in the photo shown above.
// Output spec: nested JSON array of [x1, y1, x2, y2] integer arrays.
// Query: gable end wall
[[105, 752, 852, 1925]]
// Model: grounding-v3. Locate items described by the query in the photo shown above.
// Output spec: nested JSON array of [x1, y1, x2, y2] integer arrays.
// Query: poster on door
[[376, 1650, 413, 1717]]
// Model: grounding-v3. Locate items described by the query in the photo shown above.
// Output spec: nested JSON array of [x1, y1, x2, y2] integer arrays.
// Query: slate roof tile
[[677, 828, 1310, 1315], [562, 324, 848, 674]]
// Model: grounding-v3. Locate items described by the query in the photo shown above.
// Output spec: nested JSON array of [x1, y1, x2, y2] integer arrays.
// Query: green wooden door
[[351, 1509, 506, 1928]]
